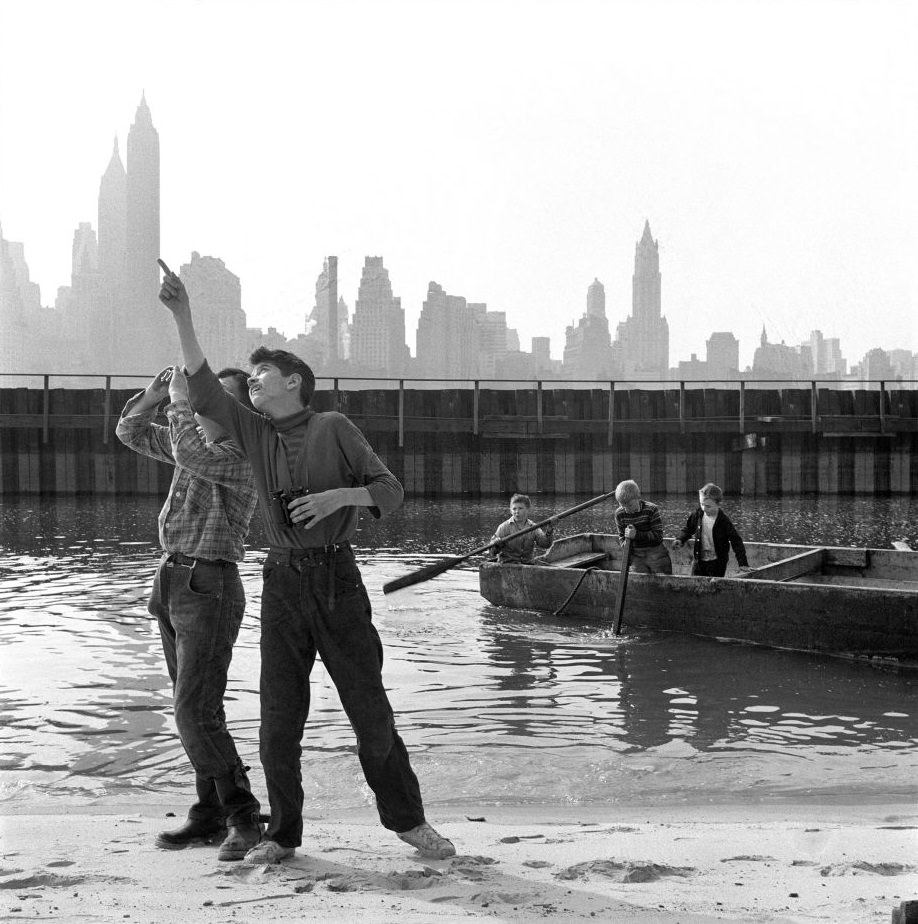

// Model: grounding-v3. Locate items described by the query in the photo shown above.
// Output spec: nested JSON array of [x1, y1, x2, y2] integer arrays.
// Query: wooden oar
[[612, 534, 632, 635], [383, 489, 617, 595]]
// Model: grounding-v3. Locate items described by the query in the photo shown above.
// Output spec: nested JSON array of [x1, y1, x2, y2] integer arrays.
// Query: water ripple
[[1, 496, 916, 810]]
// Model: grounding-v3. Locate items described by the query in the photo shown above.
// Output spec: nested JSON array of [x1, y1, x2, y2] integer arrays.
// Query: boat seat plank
[[825, 547, 869, 568], [546, 551, 610, 569], [743, 548, 824, 582]]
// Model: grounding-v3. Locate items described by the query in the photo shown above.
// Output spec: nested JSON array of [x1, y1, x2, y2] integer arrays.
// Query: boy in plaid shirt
[[117, 365, 264, 862]]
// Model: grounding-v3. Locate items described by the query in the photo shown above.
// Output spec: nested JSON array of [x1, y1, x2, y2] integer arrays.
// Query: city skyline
[[1, 0, 916, 370]]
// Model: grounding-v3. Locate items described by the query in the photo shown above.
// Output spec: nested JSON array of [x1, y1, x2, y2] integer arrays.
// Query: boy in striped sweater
[[613, 479, 673, 575]]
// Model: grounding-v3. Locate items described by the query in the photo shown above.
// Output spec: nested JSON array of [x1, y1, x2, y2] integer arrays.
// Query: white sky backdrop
[[1, 0, 916, 370]]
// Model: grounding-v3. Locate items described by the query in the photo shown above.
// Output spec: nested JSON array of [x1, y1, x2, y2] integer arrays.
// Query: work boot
[[155, 773, 225, 849], [217, 813, 264, 861], [155, 815, 226, 850]]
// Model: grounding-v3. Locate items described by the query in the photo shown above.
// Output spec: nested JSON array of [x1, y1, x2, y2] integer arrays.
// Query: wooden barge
[[478, 534, 918, 664]]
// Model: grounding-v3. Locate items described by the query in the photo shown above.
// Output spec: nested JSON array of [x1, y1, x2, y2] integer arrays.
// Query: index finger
[[157, 258, 174, 277]]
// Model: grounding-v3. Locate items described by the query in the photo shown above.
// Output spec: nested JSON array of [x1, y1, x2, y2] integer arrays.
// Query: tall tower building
[[351, 256, 409, 375], [308, 256, 350, 368], [563, 278, 613, 378], [179, 253, 248, 368], [415, 281, 478, 378], [586, 277, 605, 318], [123, 93, 169, 370], [57, 223, 108, 371], [98, 137, 127, 312], [705, 331, 740, 378], [612, 220, 670, 378], [806, 329, 846, 378], [469, 303, 511, 378]]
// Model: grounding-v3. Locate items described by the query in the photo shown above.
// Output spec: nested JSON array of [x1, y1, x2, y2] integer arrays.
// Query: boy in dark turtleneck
[[158, 265, 455, 866]]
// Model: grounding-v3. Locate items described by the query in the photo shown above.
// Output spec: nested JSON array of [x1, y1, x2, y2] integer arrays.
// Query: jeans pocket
[[332, 556, 363, 597], [186, 564, 223, 600]]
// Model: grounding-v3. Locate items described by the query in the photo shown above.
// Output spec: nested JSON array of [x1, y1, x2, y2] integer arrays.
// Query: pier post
[[398, 379, 405, 448]]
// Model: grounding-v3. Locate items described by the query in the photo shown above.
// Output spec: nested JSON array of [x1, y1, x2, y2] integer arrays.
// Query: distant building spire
[[104, 136, 124, 175], [133, 92, 153, 128]]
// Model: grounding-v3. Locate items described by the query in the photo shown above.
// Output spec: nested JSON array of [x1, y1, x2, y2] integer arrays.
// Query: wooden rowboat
[[478, 533, 918, 665]]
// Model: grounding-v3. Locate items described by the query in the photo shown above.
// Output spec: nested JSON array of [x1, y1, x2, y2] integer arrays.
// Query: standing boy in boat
[[157, 266, 456, 865], [116, 365, 265, 861], [489, 493, 554, 564], [672, 482, 749, 577], [613, 480, 673, 574]]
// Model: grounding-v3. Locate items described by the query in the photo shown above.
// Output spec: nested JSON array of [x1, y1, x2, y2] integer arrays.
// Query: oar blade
[[383, 556, 465, 595]]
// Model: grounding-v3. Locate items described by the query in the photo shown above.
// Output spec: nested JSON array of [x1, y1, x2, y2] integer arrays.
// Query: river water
[[1, 494, 916, 816]]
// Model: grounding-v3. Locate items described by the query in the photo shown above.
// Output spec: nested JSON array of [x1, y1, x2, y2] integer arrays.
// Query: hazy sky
[[1, 0, 915, 369]]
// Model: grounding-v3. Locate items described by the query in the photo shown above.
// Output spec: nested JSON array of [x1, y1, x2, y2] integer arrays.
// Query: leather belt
[[266, 542, 352, 565], [166, 552, 233, 568]]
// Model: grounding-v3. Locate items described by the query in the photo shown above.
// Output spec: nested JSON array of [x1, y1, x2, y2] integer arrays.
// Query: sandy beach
[[2, 801, 916, 922]]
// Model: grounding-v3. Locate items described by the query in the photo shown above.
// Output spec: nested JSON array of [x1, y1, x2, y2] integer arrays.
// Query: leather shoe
[[217, 820, 264, 861], [155, 816, 225, 850]]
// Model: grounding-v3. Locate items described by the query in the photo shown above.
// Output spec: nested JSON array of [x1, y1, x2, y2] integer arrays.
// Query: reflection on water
[[1, 496, 916, 812]]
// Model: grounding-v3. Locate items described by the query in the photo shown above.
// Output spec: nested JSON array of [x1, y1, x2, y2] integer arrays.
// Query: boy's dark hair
[[510, 493, 532, 507], [248, 347, 316, 407], [699, 482, 724, 503], [216, 367, 256, 412]]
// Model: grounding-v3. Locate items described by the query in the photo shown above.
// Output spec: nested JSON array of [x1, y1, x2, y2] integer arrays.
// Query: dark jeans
[[260, 545, 425, 848], [149, 554, 260, 824], [692, 558, 728, 577]]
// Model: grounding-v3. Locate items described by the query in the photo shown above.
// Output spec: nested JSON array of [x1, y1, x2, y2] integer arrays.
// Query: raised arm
[[157, 260, 206, 375], [115, 367, 176, 464], [122, 366, 172, 417]]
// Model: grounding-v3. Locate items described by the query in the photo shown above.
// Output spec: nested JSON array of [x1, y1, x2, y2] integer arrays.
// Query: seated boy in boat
[[489, 493, 554, 564], [672, 482, 749, 577], [613, 480, 673, 574]]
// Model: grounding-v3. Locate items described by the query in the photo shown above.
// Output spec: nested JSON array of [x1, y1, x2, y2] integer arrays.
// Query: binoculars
[[269, 486, 307, 528]]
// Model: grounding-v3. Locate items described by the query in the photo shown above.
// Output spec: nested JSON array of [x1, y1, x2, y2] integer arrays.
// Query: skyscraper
[[706, 331, 740, 378], [122, 93, 170, 370], [563, 278, 613, 378], [612, 220, 670, 378], [180, 252, 248, 368], [98, 137, 127, 313], [57, 223, 107, 371], [308, 257, 350, 368], [351, 256, 408, 375], [415, 281, 477, 378]]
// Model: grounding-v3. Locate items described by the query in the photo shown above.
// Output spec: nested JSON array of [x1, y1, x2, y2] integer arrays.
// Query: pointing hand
[[158, 260, 189, 313]]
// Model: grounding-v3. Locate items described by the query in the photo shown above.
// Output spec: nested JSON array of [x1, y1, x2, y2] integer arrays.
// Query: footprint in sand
[[0, 872, 89, 889], [720, 855, 776, 863], [819, 861, 916, 877], [556, 859, 696, 883]]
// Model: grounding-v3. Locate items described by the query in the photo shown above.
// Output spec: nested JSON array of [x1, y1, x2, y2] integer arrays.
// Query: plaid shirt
[[614, 499, 664, 549], [116, 393, 257, 562]]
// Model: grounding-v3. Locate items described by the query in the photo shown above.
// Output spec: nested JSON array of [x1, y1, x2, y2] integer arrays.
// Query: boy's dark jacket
[[676, 509, 749, 568]]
